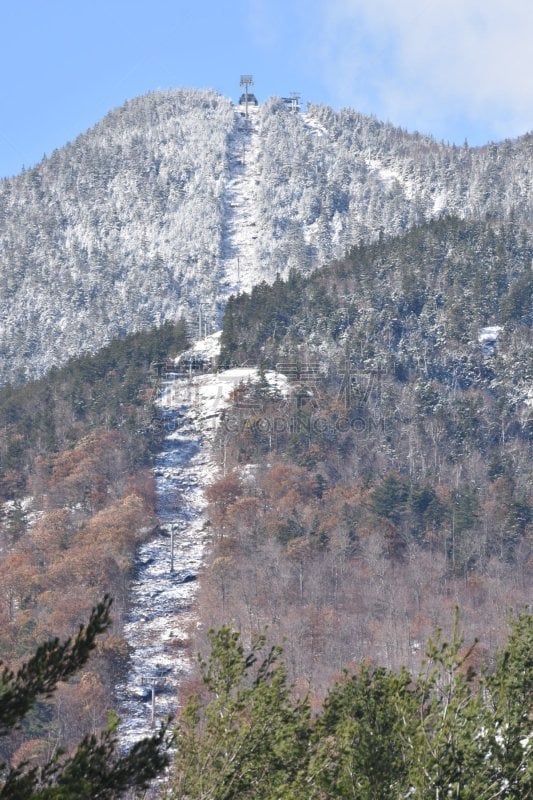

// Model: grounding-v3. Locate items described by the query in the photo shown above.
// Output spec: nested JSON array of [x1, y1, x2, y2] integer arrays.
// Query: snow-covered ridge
[[1, 90, 531, 384]]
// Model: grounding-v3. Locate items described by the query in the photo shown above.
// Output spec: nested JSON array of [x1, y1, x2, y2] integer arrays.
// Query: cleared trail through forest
[[220, 107, 263, 294], [117, 351, 274, 747], [117, 105, 282, 748], [117, 375, 210, 747]]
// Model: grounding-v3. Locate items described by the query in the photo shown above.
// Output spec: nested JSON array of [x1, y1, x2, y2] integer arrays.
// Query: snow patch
[[301, 113, 328, 138], [160, 367, 289, 430], [478, 326, 503, 343], [366, 157, 415, 198], [174, 331, 222, 364], [478, 326, 503, 355]]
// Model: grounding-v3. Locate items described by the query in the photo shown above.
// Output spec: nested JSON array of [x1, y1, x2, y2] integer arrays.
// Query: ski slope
[[118, 347, 288, 745], [118, 105, 274, 743], [220, 105, 263, 295]]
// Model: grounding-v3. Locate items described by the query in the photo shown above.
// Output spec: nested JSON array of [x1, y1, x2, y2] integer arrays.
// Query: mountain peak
[[0, 91, 531, 384]]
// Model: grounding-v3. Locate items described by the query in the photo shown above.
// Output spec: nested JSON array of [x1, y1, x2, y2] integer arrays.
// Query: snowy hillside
[[0, 89, 531, 384], [0, 89, 235, 384]]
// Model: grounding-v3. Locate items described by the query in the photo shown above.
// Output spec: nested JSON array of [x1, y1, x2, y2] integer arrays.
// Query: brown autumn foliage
[[11, 739, 51, 770], [194, 375, 531, 703], [0, 426, 158, 764], [32, 430, 123, 506], [204, 471, 243, 529]]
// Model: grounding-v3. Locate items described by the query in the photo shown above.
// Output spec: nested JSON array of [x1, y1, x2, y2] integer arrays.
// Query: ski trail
[[118, 105, 272, 748], [117, 380, 210, 748], [220, 107, 263, 295], [117, 358, 286, 747]]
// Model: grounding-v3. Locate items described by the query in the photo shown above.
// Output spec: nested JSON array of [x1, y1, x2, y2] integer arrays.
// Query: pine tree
[[167, 615, 532, 800], [169, 627, 310, 800], [0, 596, 170, 799], [479, 611, 533, 798], [306, 663, 417, 799]]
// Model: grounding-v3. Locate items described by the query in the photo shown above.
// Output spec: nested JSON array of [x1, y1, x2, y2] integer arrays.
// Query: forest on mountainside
[[256, 100, 533, 277], [0, 89, 234, 385], [195, 217, 532, 692], [220, 216, 532, 372], [0, 181, 533, 788], [1, 89, 532, 385], [0, 321, 188, 768]]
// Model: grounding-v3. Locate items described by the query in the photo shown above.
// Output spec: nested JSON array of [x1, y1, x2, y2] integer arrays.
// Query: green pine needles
[[2, 604, 529, 798], [169, 612, 532, 800], [0, 597, 171, 799]]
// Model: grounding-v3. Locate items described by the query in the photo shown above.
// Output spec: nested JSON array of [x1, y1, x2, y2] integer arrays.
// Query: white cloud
[[316, 0, 533, 142]]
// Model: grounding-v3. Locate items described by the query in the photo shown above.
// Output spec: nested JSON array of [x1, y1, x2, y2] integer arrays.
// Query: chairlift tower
[[136, 676, 168, 728], [290, 91, 301, 113], [198, 302, 210, 339], [240, 74, 254, 118]]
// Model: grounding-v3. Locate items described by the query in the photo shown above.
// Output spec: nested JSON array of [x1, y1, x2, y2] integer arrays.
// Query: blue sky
[[1, 0, 532, 178]]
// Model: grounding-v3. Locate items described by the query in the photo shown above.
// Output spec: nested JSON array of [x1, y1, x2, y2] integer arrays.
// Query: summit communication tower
[[240, 74, 254, 118]]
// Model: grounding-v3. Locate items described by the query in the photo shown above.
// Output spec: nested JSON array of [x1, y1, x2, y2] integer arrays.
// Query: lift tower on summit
[[239, 74, 254, 118]]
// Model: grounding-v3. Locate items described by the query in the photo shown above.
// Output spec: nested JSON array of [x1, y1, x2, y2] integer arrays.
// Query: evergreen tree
[[0, 597, 170, 799], [168, 615, 532, 800], [480, 611, 533, 798], [169, 627, 310, 800], [306, 664, 417, 799]]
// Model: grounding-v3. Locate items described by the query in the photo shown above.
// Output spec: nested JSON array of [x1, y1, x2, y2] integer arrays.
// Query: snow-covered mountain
[[0, 88, 531, 384]]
